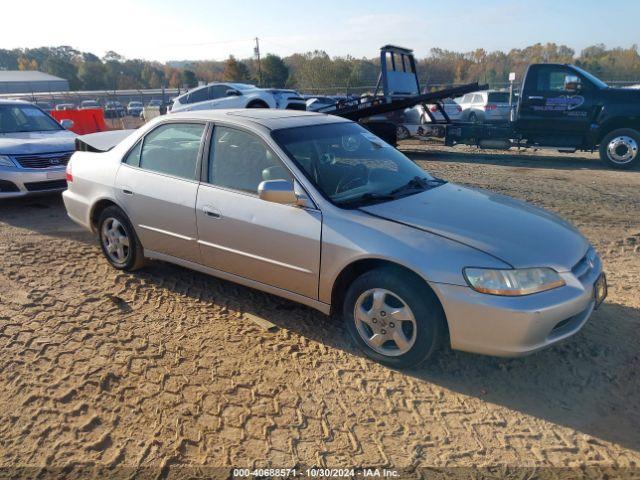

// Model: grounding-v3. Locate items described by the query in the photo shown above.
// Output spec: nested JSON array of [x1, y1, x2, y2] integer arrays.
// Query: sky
[[1, 0, 639, 62]]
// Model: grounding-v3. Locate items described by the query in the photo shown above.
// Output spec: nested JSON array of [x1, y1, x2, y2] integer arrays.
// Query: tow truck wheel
[[599, 128, 640, 169]]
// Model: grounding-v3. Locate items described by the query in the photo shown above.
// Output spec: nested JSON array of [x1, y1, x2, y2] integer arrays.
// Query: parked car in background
[[55, 103, 76, 111], [265, 89, 307, 110], [141, 99, 166, 121], [0, 100, 76, 198], [63, 109, 605, 368], [458, 90, 512, 123], [104, 101, 126, 118], [306, 96, 338, 112], [404, 99, 463, 125], [127, 101, 144, 116], [170, 83, 276, 113], [79, 100, 102, 111]]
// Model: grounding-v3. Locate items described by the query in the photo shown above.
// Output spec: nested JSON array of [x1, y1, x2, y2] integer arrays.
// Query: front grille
[[0, 180, 20, 192], [24, 180, 67, 192], [286, 103, 307, 111], [572, 248, 598, 280], [13, 152, 73, 169]]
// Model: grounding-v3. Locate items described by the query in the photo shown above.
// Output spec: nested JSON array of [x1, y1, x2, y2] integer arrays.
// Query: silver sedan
[[63, 110, 607, 368]]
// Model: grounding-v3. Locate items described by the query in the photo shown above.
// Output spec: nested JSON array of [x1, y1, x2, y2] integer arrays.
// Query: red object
[[65, 163, 73, 182], [50, 108, 109, 135], [484, 104, 497, 111]]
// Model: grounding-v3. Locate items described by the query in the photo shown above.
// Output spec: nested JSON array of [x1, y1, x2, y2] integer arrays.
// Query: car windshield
[[0, 104, 62, 133], [572, 66, 609, 89], [272, 122, 444, 207]]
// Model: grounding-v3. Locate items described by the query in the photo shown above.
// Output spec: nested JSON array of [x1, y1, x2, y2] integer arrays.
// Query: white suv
[[171, 83, 276, 113]]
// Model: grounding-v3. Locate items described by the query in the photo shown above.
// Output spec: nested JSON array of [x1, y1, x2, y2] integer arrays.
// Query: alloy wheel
[[607, 135, 638, 165], [101, 217, 130, 265], [353, 288, 417, 357]]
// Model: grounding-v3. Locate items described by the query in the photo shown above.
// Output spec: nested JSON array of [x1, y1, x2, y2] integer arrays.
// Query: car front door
[[517, 65, 596, 145], [195, 125, 322, 299], [115, 121, 207, 263]]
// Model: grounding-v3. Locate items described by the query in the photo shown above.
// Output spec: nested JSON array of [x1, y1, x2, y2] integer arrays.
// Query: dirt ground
[[0, 144, 639, 477]]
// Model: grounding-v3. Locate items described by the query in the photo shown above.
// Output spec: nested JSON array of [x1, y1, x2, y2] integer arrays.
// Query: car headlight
[[463, 267, 565, 296], [0, 155, 15, 167]]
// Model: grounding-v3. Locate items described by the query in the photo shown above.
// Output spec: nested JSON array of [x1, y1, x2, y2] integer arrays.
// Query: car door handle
[[121, 188, 133, 195], [202, 205, 221, 218]]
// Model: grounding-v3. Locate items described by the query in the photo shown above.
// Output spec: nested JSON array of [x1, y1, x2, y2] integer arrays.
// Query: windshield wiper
[[337, 192, 398, 208], [388, 176, 447, 197]]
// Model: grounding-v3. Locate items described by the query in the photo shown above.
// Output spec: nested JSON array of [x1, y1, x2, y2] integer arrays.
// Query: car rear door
[[195, 124, 322, 299], [115, 121, 207, 263]]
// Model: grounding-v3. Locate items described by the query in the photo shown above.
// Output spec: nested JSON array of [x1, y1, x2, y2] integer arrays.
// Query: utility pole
[[254, 37, 262, 87]]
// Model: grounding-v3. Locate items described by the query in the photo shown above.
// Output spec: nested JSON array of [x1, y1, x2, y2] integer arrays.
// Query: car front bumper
[[0, 166, 67, 198], [431, 259, 604, 357]]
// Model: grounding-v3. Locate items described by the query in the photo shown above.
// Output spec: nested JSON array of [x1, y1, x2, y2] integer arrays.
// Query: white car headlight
[[463, 267, 565, 296], [0, 155, 15, 167]]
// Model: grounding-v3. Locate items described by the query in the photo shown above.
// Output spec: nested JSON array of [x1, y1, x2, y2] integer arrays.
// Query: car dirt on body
[[63, 109, 606, 368]]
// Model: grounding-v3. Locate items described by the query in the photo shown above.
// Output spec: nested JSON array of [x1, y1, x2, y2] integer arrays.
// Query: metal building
[[0, 70, 69, 94]]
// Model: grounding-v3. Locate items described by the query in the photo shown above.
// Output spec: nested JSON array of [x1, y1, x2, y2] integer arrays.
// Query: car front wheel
[[599, 128, 640, 169], [343, 268, 446, 368], [98, 206, 145, 271]]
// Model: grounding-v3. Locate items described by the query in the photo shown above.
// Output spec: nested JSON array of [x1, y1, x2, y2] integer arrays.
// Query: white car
[[458, 90, 512, 123], [265, 89, 306, 110], [171, 83, 276, 113]]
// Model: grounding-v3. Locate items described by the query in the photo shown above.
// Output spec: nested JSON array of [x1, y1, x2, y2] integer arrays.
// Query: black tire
[[599, 128, 640, 169], [468, 112, 478, 123], [343, 268, 446, 368], [97, 206, 145, 271], [247, 101, 269, 108]]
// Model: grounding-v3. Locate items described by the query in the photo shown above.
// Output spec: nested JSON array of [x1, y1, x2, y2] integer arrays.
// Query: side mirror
[[226, 89, 241, 96], [258, 179, 298, 205], [60, 119, 74, 130]]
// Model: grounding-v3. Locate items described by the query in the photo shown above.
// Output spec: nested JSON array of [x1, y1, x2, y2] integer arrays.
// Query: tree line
[[1, 43, 639, 93]]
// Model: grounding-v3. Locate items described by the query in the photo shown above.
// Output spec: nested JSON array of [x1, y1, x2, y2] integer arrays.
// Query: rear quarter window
[[487, 92, 510, 103]]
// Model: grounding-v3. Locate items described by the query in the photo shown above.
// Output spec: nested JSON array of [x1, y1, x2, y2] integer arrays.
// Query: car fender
[[245, 92, 276, 108], [318, 209, 510, 305]]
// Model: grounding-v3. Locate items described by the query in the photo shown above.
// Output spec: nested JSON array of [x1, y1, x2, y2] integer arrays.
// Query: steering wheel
[[335, 164, 368, 194]]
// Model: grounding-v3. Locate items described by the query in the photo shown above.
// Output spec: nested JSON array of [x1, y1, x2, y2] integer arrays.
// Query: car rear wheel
[[343, 268, 446, 368], [98, 206, 145, 271], [247, 101, 269, 108], [599, 128, 640, 169]]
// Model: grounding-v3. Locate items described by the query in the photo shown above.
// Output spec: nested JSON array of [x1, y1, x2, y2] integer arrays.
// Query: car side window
[[124, 140, 142, 167], [188, 87, 209, 104], [535, 68, 583, 93], [138, 123, 205, 180], [208, 126, 293, 194], [208, 85, 229, 100]]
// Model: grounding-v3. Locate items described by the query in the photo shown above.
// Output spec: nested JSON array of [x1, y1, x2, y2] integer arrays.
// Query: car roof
[[166, 109, 349, 130], [0, 99, 32, 106]]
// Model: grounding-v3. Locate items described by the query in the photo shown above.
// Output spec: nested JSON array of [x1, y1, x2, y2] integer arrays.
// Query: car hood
[[0, 130, 76, 155], [359, 183, 589, 271]]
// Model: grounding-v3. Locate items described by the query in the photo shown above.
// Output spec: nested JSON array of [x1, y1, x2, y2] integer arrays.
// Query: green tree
[[181, 69, 198, 88], [261, 54, 289, 87], [222, 55, 250, 82], [78, 61, 107, 89]]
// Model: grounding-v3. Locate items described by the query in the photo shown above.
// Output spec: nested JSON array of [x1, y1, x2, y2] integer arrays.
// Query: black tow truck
[[438, 64, 640, 169], [319, 45, 486, 147]]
